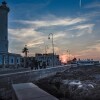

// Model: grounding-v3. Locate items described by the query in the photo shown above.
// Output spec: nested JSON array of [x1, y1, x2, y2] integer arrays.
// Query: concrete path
[[12, 83, 58, 100]]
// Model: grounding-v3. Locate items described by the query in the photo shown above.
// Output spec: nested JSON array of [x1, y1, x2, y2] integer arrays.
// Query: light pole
[[67, 50, 70, 61], [48, 33, 54, 67], [44, 45, 48, 54]]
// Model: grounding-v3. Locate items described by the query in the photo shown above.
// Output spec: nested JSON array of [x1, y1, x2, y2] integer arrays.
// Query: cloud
[[54, 32, 66, 39], [8, 28, 46, 53], [84, 2, 100, 9], [8, 13, 99, 59], [69, 24, 95, 37], [8, 16, 88, 52], [73, 24, 94, 30], [87, 43, 100, 51], [9, 28, 36, 38], [27, 40, 44, 48], [11, 17, 86, 28], [75, 42, 100, 60], [9, 16, 88, 39]]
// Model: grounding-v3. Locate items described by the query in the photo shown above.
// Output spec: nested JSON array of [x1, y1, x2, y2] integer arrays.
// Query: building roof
[[0, 52, 21, 57]]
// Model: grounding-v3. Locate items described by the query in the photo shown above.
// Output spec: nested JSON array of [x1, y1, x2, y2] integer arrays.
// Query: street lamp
[[45, 45, 48, 54], [67, 50, 70, 61], [48, 33, 54, 67]]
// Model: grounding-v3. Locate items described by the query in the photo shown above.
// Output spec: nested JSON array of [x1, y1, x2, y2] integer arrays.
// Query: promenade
[[0, 65, 70, 100], [12, 83, 58, 100]]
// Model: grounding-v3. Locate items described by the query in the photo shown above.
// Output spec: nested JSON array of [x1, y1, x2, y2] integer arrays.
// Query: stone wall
[[0, 66, 68, 99]]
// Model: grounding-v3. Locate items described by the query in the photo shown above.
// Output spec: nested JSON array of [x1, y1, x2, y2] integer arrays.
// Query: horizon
[[2, 0, 100, 60]]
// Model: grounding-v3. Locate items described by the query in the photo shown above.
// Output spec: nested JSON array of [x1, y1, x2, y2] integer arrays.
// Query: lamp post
[[67, 50, 70, 61], [48, 33, 54, 67], [44, 45, 48, 54]]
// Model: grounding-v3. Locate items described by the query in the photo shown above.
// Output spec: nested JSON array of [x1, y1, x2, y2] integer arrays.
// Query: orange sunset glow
[[60, 54, 68, 63]]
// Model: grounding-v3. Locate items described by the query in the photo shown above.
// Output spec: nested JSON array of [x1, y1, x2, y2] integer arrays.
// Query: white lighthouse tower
[[0, 1, 9, 53], [0, 1, 21, 68]]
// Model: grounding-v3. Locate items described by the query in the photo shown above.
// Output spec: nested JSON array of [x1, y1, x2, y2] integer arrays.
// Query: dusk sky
[[3, 0, 100, 60]]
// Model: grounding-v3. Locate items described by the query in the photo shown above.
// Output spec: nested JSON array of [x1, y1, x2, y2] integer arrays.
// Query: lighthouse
[[0, 1, 21, 68], [0, 1, 10, 53]]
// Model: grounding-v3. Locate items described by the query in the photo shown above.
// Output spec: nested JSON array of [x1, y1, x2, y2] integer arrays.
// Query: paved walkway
[[12, 83, 58, 100], [0, 68, 31, 74]]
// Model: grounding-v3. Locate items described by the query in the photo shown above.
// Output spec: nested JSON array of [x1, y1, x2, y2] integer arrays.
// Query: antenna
[[80, 0, 81, 7]]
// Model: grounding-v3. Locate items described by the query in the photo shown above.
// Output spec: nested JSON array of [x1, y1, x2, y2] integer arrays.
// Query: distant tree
[[72, 58, 77, 62], [78, 58, 81, 61], [22, 45, 29, 57], [22, 45, 29, 68]]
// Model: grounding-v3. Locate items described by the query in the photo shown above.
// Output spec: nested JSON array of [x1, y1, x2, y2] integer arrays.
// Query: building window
[[17, 59, 18, 63], [11, 59, 13, 63]]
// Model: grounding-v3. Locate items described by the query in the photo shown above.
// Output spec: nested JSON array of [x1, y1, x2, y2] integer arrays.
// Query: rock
[[36, 66, 100, 100]]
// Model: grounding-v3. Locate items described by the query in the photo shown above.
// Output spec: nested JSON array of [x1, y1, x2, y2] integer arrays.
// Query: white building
[[0, 1, 21, 68], [76, 59, 100, 66], [71, 58, 100, 66], [35, 53, 61, 67]]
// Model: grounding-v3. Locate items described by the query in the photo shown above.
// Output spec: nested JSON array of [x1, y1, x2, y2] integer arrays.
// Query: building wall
[[0, 55, 2, 64], [0, 53, 21, 67], [9, 56, 15, 65], [35, 53, 61, 67], [16, 57, 21, 64], [0, 2, 9, 53]]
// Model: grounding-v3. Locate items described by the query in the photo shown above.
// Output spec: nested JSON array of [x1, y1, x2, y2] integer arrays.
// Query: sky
[[1, 0, 100, 60]]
